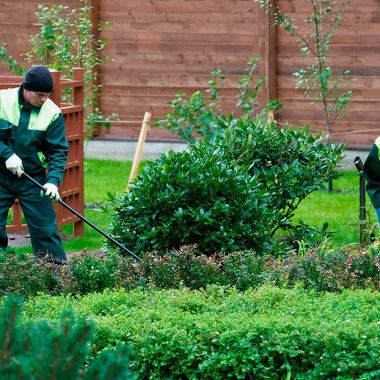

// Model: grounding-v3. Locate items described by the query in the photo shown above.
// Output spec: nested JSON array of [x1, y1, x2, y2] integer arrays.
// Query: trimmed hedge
[[18, 285, 380, 379]]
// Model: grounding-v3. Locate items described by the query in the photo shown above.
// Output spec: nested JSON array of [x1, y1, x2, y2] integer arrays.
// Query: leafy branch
[[0, 0, 118, 136], [257, 0, 353, 138], [156, 55, 278, 144]]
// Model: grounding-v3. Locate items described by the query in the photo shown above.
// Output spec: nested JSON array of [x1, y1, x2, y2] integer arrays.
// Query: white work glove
[[41, 183, 60, 202], [5, 153, 23, 177]]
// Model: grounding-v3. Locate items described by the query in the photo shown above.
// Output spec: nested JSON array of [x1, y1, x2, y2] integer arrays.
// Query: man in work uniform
[[0, 65, 68, 263], [363, 136, 380, 224]]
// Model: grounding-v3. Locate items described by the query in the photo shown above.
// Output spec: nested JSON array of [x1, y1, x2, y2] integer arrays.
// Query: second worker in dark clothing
[[0, 65, 69, 263]]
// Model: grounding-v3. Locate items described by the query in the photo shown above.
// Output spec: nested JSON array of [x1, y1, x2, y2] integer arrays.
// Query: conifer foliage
[[0, 296, 135, 379]]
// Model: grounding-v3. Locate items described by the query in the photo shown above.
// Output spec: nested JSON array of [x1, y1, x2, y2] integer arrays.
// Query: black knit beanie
[[23, 65, 54, 93]]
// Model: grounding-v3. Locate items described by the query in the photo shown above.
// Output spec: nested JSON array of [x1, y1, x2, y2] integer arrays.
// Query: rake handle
[[22, 172, 141, 261]]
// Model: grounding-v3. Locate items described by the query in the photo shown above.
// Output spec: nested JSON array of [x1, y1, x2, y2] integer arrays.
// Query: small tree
[[257, 0, 353, 190], [0, 0, 117, 136], [155, 56, 275, 144]]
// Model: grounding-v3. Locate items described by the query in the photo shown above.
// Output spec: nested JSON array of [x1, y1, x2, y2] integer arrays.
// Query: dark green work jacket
[[363, 144, 380, 209], [0, 86, 69, 186]]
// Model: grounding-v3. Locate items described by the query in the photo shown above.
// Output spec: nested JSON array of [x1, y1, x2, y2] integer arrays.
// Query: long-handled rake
[[22, 172, 141, 261]]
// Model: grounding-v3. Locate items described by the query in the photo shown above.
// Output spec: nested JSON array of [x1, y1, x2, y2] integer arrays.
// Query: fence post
[[49, 70, 61, 107]]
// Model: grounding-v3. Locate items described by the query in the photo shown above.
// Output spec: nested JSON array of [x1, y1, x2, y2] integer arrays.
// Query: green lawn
[[61, 159, 149, 253], [294, 171, 377, 247], [12, 159, 148, 255], [10, 161, 377, 255]]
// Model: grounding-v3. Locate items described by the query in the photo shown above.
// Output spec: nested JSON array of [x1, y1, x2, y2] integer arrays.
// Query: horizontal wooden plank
[[103, 104, 267, 125], [277, 89, 380, 101], [276, 34, 380, 45], [276, 0, 378, 13], [279, 98, 380, 112], [275, 118, 380, 134], [101, 86, 241, 97], [0, 13, 39, 24], [107, 22, 258, 35], [279, 108, 380, 123], [104, 32, 258, 44], [99, 1, 257, 13], [100, 94, 243, 108], [105, 41, 258, 55], [98, 101, 248, 116], [277, 76, 380, 88], [100, 10, 258, 23], [108, 52, 258, 66], [276, 23, 380, 36], [99, 126, 174, 140], [101, 62, 254, 75], [277, 44, 380, 55], [272, 11, 380, 25], [279, 55, 380, 67], [277, 66, 380, 77], [100, 74, 245, 87], [0, 0, 78, 6]]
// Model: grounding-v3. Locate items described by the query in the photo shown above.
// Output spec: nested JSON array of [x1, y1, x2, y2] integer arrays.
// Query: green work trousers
[[0, 171, 67, 262]]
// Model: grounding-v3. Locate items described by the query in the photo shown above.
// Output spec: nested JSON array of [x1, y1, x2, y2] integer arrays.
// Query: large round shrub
[[108, 142, 275, 256]]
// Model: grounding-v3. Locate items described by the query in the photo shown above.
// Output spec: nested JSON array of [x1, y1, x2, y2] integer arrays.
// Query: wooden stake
[[267, 110, 274, 122], [126, 112, 151, 191]]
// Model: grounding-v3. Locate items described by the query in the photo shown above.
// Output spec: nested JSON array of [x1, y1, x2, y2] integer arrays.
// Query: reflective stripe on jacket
[[0, 87, 60, 130]]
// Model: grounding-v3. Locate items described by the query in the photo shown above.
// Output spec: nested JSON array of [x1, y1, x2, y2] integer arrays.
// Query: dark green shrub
[[68, 251, 120, 295], [140, 245, 223, 289], [116, 255, 149, 291], [110, 112, 345, 257], [0, 252, 63, 296], [210, 114, 346, 238], [0, 295, 135, 379], [3, 243, 380, 296], [115, 245, 224, 291], [221, 250, 267, 290], [108, 142, 276, 256], [265, 249, 380, 292]]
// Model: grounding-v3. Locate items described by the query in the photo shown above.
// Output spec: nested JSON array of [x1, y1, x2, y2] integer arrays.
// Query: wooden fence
[[0, 0, 380, 148], [0, 69, 85, 236]]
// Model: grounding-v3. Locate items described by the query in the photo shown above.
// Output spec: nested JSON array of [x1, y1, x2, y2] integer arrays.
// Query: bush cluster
[[108, 140, 276, 256], [19, 285, 380, 379], [2, 244, 380, 296], [0, 250, 63, 297], [133, 245, 380, 293], [108, 114, 345, 257]]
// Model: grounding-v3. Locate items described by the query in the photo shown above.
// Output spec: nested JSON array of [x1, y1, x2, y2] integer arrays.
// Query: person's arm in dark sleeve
[[0, 141, 15, 162], [44, 113, 69, 187]]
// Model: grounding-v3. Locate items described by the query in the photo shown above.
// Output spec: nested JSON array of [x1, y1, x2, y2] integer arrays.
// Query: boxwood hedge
[[18, 285, 380, 379]]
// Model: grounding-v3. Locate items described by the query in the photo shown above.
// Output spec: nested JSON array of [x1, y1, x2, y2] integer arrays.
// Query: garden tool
[[22, 172, 141, 261]]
